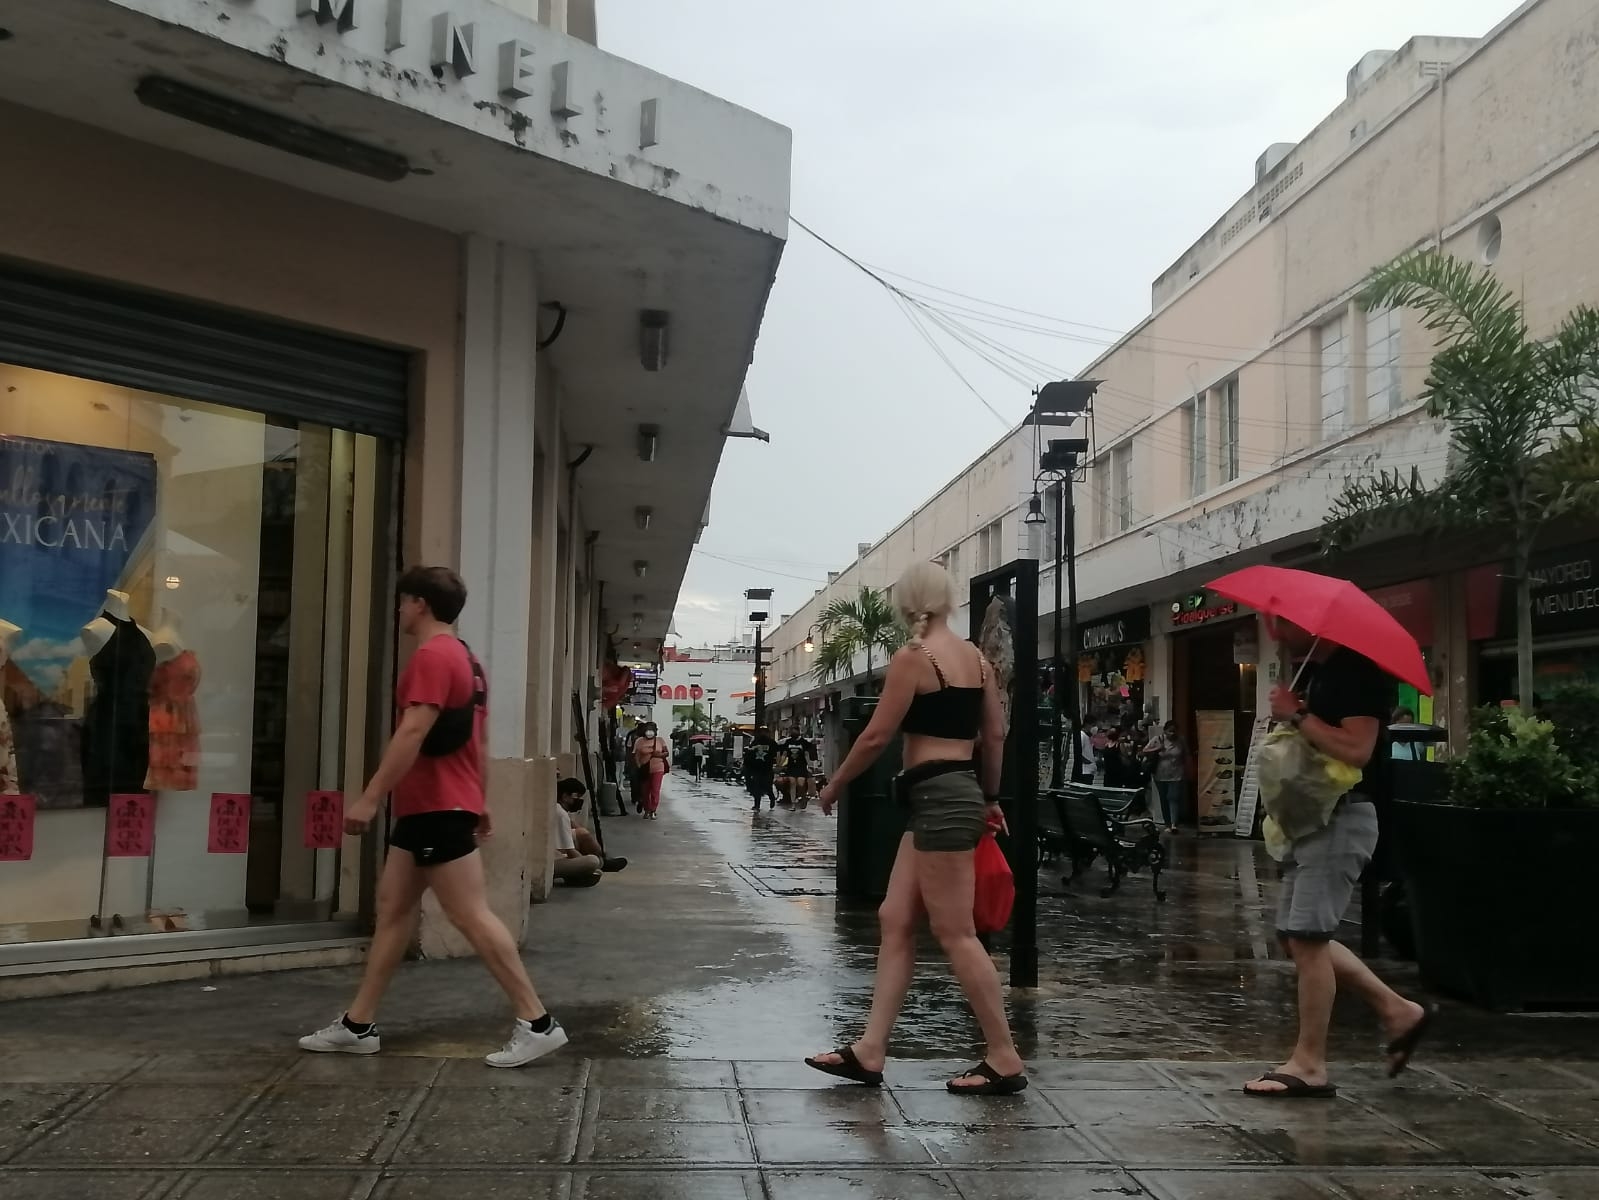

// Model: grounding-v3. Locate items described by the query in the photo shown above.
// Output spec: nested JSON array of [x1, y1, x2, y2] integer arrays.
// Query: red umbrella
[[1206, 565, 1432, 695]]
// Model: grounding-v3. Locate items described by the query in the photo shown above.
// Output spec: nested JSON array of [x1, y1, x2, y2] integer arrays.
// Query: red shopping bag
[[973, 829, 1015, 934]]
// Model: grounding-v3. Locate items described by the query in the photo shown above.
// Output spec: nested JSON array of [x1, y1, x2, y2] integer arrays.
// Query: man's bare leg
[[347, 851, 427, 1023], [1246, 937, 1336, 1093]]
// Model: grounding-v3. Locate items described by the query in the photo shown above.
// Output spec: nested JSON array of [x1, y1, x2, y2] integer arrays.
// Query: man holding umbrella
[[1209, 567, 1437, 1100]]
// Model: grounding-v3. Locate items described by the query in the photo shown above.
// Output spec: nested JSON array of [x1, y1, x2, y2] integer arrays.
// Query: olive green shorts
[[901, 768, 986, 853]]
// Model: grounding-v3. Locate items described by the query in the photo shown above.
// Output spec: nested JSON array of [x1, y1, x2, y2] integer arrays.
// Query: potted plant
[[1389, 690, 1599, 1008]]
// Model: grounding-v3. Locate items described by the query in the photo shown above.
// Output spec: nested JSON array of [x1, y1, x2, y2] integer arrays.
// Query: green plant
[[1322, 251, 1599, 712], [1448, 706, 1596, 810], [811, 587, 907, 685]]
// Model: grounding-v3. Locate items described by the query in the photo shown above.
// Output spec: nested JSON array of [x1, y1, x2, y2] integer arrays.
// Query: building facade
[[0, 0, 789, 994], [767, 0, 1599, 814]]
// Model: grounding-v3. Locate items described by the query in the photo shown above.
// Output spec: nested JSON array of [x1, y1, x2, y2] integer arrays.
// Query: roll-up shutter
[[0, 265, 409, 440]]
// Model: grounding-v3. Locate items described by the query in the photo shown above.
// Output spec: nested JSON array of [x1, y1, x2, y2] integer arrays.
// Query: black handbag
[[419, 643, 487, 757]]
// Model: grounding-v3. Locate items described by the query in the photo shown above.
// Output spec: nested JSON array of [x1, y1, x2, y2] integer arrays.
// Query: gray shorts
[[1275, 799, 1378, 942], [901, 768, 986, 853]]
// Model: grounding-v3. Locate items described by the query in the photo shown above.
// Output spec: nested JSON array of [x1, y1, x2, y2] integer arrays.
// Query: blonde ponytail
[[909, 610, 933, 641], [894, 561, 957, 638]]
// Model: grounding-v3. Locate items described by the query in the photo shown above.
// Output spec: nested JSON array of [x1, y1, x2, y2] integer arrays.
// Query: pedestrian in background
[[1144, 720, 1188, 831], [631, 723, 670, 820]]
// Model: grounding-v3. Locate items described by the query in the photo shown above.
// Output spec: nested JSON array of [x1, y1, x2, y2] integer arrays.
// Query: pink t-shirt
[[392, 634, 485, 820]]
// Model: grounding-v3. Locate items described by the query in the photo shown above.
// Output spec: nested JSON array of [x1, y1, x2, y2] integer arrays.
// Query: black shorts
[[389, 811, 480, 866]]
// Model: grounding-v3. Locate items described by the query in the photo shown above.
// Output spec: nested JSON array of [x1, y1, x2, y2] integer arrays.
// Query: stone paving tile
[[392, 1118, 575, 1165], [208, 1116, 392, 1165], [16, 1119, 214, 1165], [285, 1055, 443, 1086], [130, 1054, 281, 1086], [0, 1051, 147, 1084], [579, 1120, 754, 1164], [946, 1171, 1152, 1199], [434, 1056, 589, 1088], [1557, 1064, 1599, 1088], [247, 1084, 417, 1123], [763, 1169, 962, 1199], [1493, 1090, 1599, 1124], [884, 1060, 1011, 1090], [86, 1084, 255, 1122], [0, 1084, 86, 1127], [413, 1085, 582, 1124], [1088, 1122, 1287, 1166], [919, 1125, 1106, 1166], [0, 1170, 165, 1199], [1485, 1170, 1599, 1199], [174, 1171, 376, 1199], [1326, 1172, 1524, 1198], [1136, 1170, 1340, 1198], [1341, 1088, 1526, 1128], [576, 1172, 765, 1200], [732, 1061, 864, 1090], [741, 1087, 904, 1125], [892, 1088, 1071, 1127], [591, 1086, 742, 1122], [1427, 1062, 1582, 1092], [750, 1123, 934, 1165], [589, 1059, 737, 1088], [1029, 1061, 1173, 1090], [1238, 1119, 1454, 1167], [374, 1172, 568, 1199], [1051, 1087, 1218, 1126], [1415, 1122, 1599, 1167]]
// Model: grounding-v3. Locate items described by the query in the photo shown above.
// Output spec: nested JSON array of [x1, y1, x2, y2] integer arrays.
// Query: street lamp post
[[745, 587, 774, 730]]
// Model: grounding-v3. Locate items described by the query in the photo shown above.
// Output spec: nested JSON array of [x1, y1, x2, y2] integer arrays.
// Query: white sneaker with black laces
[[485, 1018, 568, 1068], [298, 1016, 381, 1055]]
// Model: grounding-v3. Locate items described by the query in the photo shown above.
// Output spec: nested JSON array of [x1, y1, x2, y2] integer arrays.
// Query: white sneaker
[[485, 1018, 569, 1068], [298, 1016, 381, 1055]]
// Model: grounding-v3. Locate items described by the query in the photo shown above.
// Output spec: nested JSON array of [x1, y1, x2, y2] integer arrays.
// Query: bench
[[1048, 783, 1167, 903]]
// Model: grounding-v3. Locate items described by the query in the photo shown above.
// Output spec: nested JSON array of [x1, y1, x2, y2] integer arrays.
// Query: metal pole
[[1050, 480, 1065, 787], [754, 626, 766, 728], [1064, 475, 1082, 753]]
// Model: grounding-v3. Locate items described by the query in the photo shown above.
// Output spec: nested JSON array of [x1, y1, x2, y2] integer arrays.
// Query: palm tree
[[1323, 250, 1599, 710], [812, 586, 907, 687]]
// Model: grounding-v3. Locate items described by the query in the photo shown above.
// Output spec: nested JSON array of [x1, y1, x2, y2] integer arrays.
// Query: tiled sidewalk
[[4, 1050, 1598, 1199]]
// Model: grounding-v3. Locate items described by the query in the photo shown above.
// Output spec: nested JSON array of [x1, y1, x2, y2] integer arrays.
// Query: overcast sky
[[599, 0, 1518, 647]]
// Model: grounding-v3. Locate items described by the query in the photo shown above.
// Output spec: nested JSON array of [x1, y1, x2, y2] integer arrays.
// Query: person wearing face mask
[[630, 723, 670, 820]]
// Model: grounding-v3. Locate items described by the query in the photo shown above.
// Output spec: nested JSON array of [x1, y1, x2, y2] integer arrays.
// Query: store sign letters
[[208, 793, 251, 855], [106, 793, 155, 858], [304, 791, 345, 850]]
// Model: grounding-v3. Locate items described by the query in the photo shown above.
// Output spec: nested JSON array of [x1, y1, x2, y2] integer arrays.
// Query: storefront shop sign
[[0, 794, 35, 862], [1169, 591, 1239, 628], [304, 790, 344, 850], [105, 793, 155, 858], [1368, 579, 1435, 646], [208, 793, 250, 855], [1078, 607, 1151, 653], [1478, 539, 1599, 641]]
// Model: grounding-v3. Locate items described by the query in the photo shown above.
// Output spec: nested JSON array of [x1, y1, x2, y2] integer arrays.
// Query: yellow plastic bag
[[1257, 725, 1363, 861]]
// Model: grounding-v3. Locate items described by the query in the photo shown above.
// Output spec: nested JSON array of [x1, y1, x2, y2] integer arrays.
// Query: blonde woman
[[807, 561, 1027, 1095]]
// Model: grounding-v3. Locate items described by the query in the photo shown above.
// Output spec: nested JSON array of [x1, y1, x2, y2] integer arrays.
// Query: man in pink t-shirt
[[298, 566, 566, 1069]]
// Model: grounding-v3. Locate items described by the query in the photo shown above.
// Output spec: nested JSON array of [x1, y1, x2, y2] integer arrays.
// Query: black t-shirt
[[1301, 647, 1391, 799], [746, 736, 777, 771], [781, 737, 811, 772]]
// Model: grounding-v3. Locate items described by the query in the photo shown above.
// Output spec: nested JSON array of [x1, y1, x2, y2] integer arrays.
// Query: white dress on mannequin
[[0, 619, 20, 794]]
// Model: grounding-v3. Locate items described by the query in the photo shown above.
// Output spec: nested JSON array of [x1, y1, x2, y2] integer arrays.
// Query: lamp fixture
[[1040, 437, 1091, 474], [634, 560, 649, 579], [1030, 379, 1102, 426], [803, 635, 815, 653], [636, 425, 659, 463], [1024, 492, 1046, 525], [639, 309, 669, 371], [135, 76, 412, 182], [634, 505, 653, 531]]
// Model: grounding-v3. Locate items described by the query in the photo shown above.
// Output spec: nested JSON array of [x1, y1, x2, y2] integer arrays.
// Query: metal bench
[[1050, 783, 1167, 903]]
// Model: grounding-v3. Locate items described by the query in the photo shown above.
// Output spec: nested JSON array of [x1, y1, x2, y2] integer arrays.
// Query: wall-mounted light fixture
[[637, 424, 659, 463], [639, 309, 669, 371], [634, 561, 649, 579], [634, 505, 653, 531], [164, 575, 182, 590], [1024, 492, 1046, 526]]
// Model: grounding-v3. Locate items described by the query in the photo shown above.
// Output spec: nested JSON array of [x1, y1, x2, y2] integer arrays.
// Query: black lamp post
[[745, 588, 774, 729], [1030, 380, 1100, 789]]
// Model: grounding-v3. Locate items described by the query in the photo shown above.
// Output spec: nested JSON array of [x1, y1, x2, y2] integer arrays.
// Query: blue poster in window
[[0, 436, 158, 808]]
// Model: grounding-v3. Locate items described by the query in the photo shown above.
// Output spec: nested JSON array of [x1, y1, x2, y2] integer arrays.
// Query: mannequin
[[80, 589, 155, 808], [0, 618, 19, 795], [146, 611, 201, 792]]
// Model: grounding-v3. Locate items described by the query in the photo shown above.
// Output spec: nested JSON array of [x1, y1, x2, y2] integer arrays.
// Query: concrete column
[[530, 365, 561, 758], [419, 236, 546, 956]]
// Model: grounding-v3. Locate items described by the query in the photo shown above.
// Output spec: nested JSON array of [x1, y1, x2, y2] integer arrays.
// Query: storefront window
[[0, 363, 392, 946]]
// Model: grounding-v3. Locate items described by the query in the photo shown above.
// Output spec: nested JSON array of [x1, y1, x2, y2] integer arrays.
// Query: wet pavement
[[3, 777, 1598, 1197]]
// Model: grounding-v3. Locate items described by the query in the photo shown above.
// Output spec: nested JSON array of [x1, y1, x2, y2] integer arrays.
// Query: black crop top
[[901, 643, 985, 739]]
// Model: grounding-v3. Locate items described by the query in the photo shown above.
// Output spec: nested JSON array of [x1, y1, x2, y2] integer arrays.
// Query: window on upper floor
[[1092, 453, 1112, 542], [1185, 393, 1208, 497], [1319, 314, 1349, 435], [1218, 377, 1240, 482], [1365, 305, 1401, 419], [1112, 442, 1134, 532]]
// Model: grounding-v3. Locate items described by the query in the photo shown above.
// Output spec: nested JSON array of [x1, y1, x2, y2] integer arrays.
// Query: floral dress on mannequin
[[146, 650, 201, 791], [0, 639, 18, 795]]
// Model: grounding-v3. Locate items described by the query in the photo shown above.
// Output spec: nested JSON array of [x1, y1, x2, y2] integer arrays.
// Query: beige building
[[0, 0, 789, 994], [768, 0, 1599, 816]]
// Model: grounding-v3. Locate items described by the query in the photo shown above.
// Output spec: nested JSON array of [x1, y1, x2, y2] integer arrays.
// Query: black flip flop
[[803, 1046, 883, 1087], [1385, 1004, 1439, 1078], [1243, 1071, 1338, 1099], [947, 1061, 1029, 1096]]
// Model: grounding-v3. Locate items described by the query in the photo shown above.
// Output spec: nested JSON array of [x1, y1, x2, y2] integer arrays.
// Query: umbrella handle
[[1285, 638, 1319, 694]]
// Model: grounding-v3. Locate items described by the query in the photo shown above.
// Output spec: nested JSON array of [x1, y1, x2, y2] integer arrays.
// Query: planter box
[[1389, 799, 1599, 1010]]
